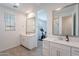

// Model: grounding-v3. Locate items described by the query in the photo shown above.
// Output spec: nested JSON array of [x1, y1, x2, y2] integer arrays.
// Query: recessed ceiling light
[[27, 12, 35, 18], [13, 3, 20, 8], [56, 8, 62, 11], [15, 3, 20, 6]]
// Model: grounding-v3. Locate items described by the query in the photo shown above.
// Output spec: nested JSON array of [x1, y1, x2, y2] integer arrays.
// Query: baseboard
[[0, 44, 20, 52]]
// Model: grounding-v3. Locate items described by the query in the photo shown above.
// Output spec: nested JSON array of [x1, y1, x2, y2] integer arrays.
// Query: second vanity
[[43, 36, 79, 56], [20, 33, 37, 50]]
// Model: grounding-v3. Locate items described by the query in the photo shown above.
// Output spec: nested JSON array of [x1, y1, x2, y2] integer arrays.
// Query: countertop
[[44, 37, 79, 48], [21, 33, 35, 37]]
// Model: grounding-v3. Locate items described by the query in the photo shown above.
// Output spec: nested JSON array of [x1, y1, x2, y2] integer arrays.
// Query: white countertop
[[21, 33, 35, 37], [44, 37, 79, 48]]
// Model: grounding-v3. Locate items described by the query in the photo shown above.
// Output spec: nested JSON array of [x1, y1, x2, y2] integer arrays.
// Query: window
[[4, 14, 15, 31]]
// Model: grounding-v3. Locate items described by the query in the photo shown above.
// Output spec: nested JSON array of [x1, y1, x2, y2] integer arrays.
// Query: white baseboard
[[0, 44, 20, 52]]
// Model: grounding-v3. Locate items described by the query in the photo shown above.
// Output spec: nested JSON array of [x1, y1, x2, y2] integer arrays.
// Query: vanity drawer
[[72, 47, 79, 56], [50, 42, 70, 50]]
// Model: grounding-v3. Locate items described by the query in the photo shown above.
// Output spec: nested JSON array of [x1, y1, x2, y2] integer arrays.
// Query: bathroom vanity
[[20, 33, 37, 50], [43, 37, 79, 56], [20, 12, 37, 50]]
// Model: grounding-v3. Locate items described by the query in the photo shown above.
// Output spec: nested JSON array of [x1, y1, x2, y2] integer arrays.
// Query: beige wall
[[62, 16, 72, 35]]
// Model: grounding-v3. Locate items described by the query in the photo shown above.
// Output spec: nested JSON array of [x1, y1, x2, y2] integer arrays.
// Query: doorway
[[36, 9, 48, 42]]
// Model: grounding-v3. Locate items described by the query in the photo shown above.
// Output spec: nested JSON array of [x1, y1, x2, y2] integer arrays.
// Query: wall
[[62, 16, 72, 35], [0, 6, 26, 52]]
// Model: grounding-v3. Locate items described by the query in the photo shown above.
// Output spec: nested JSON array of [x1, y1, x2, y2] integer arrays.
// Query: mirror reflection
[[52, 4, 77, 36], [62, 15, 72, 36]]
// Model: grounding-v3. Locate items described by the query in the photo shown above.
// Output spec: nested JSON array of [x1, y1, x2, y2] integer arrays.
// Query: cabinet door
[[21, 36, 27, 46], [32, 36, 37, 48], [43, 40, 50, 56], [50, 46, 59, 56], [50, 42, 70, 56], [72, 47, 79, 56], [43, 48, 50, 56], [26, 36, 36, 49], [50, 42, 59, 56], [22, 37, 29, 48], [59, 48, 70, 56]]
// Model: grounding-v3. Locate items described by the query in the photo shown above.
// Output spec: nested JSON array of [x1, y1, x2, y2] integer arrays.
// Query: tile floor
[[0, 41, 43, 56]]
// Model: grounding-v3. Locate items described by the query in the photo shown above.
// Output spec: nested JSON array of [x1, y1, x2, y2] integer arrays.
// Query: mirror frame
[[52, 11, 77, 36]]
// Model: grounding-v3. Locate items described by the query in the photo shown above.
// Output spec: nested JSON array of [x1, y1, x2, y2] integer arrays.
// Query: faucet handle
[[66, 35, 69, 41]]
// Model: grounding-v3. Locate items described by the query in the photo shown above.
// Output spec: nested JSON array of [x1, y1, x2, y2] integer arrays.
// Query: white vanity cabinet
[[50, 42, 71, 56], [43, 39, 71, 56], [71, 47, 79, 56], [20, 34, 37, 50], [43, 37, 79, 56], [43, 40, 50, 56]]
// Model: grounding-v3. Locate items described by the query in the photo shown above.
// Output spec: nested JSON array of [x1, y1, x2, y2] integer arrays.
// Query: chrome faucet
[[65, 35, 69, 41]]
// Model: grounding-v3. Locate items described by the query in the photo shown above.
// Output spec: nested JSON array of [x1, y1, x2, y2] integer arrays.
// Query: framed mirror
[[26, 17, 36, 34], [52, 4, 77, 36], [62, 15, 73, 36]]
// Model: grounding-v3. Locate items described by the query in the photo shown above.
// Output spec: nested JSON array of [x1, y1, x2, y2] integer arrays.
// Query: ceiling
[[0, 3, 72, 14]]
